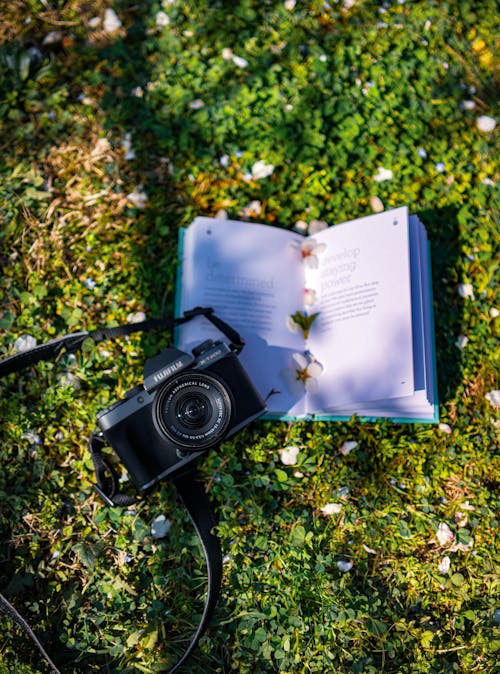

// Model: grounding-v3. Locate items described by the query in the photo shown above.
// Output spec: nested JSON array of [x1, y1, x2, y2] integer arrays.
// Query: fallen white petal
[[156, 11, 170, 27], [362, 544, 377, 555], [438, 555, 451, 575], [336, 560, 353, 572], [457, 283, 474, 299], [103, 8, 122, 33], [304, 288, 317, 306], [455, 334, 469, 350], [151, 515, 171, 539], [222, 48, 233, 61], [294, 219, 308, 234], [373, 167, 393, 182], [127, 311, 146, 323], [279, 445, 300, 466], [321, 503, 343, 515], [485, 390, 500, 407], [14, 335, 37, 352], [43, 31, 62, 45], [476, 115, 496, 133], [127, 186, 148, 209], [490, 307, 499, 318], [306, 361, 323, 378], [304, 377, 319, 393], [189, 99, 205, 110], [340, 440, 358, 455], [232, 55, 249, 68], [438, 423, 452, 434], [251, 160, 274, 179], [436, 522, 455, 546], [292, 352, 308, 369]]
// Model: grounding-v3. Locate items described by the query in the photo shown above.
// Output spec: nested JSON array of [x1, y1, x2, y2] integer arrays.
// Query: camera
[[96, 339, 266, 491]]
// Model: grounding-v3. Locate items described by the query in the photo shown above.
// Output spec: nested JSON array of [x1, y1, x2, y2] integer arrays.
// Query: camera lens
[[155, 372, 231, 450], [178, 396, 210, 427]]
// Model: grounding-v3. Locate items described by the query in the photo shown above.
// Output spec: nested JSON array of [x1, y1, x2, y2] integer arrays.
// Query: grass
[[0, 1, 498, 672]]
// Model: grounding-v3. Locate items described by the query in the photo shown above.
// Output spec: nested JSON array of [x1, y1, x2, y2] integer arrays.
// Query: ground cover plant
[[0, 0, 498, 672]]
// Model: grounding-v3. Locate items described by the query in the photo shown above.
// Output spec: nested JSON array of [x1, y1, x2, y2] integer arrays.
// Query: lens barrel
[[155, 372, 231, 449]]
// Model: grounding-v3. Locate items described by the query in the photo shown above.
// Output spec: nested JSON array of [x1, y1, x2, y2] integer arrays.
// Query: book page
[[176, 217, 308, 416], [306, 207, 415, 410]]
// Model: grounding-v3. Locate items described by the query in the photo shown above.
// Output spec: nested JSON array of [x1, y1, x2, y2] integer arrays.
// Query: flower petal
[[292, 352, 308, 369], [306, 361, 323, 378], [321, 502, 343, 515], [436, 522, 455, 546], [304, 377, 319, 393], [279, 445, 300, 465]]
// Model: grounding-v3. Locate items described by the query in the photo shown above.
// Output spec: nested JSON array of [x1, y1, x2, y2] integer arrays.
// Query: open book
[[175, 207, 438, 423]]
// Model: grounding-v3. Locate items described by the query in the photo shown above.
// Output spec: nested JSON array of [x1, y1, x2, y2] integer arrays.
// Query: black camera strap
[[0, 307, 241, 672], [0, 305, 244, 379]]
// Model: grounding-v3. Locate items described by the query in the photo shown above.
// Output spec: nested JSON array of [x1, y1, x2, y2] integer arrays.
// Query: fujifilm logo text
[[153, 360, 183, 383]]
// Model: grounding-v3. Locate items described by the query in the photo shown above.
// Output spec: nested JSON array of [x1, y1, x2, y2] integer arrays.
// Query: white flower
[[461, 100, 476, 110], [189, 99, 205, 110], [282, 352, 324, 394], [457, 283, 474, 299], [127, 186, 148, 209], [438, 423, 452, 434], [127, 311, 146, 323], [319, 54, 328, 63], [485, 390, 500, 407], [286, 315, 301, 334], [43, 31, 62, 45], [340, 440, 358, 455], [14, 334, 37, 352], [308, 219, 328, 235], [284, 103, 294, 111], [84, 277, 96, 289], [239, 200, 262, 217], [232, 55, 249, 68], [304, 288, 317, 306], [57, 372, 80, 389], [490, 307, 499, 318], [321, 503, 343, 515], [279, 445, 300, 465], [482, 177, 495, 186], [336, 560, 353, 572], [151, 514, 171, 539], [156, 11, 170, 27], [435, 162, 445, 173], [251, 160, 274, 180], [436, 522, 455, 546], [290, 238, 327, 269], [373, 167, 393, 182], [121, 133, 136, 160], [370, 196, 384, 213], [222, 47, 233, 61], [284, 0, 296, 9], [131, 86, 143, 98], [88, 16, 101, 28], [293, 219, 308, 234], [417, 148, 427, 158], [476, 115, 496, 133], [219, 154, 230, 167], [438, 556, 451, 575], [103, 8, 122, 33], [455, 334, 469, 350]]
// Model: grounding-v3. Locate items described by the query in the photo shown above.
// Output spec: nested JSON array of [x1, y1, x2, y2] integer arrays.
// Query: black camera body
[[96, 339, 266, 491]]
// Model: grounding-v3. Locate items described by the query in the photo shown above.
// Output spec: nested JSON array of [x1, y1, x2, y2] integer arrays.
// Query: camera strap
[[0, 306, 242, 672], [0, 305, 244, 379]]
